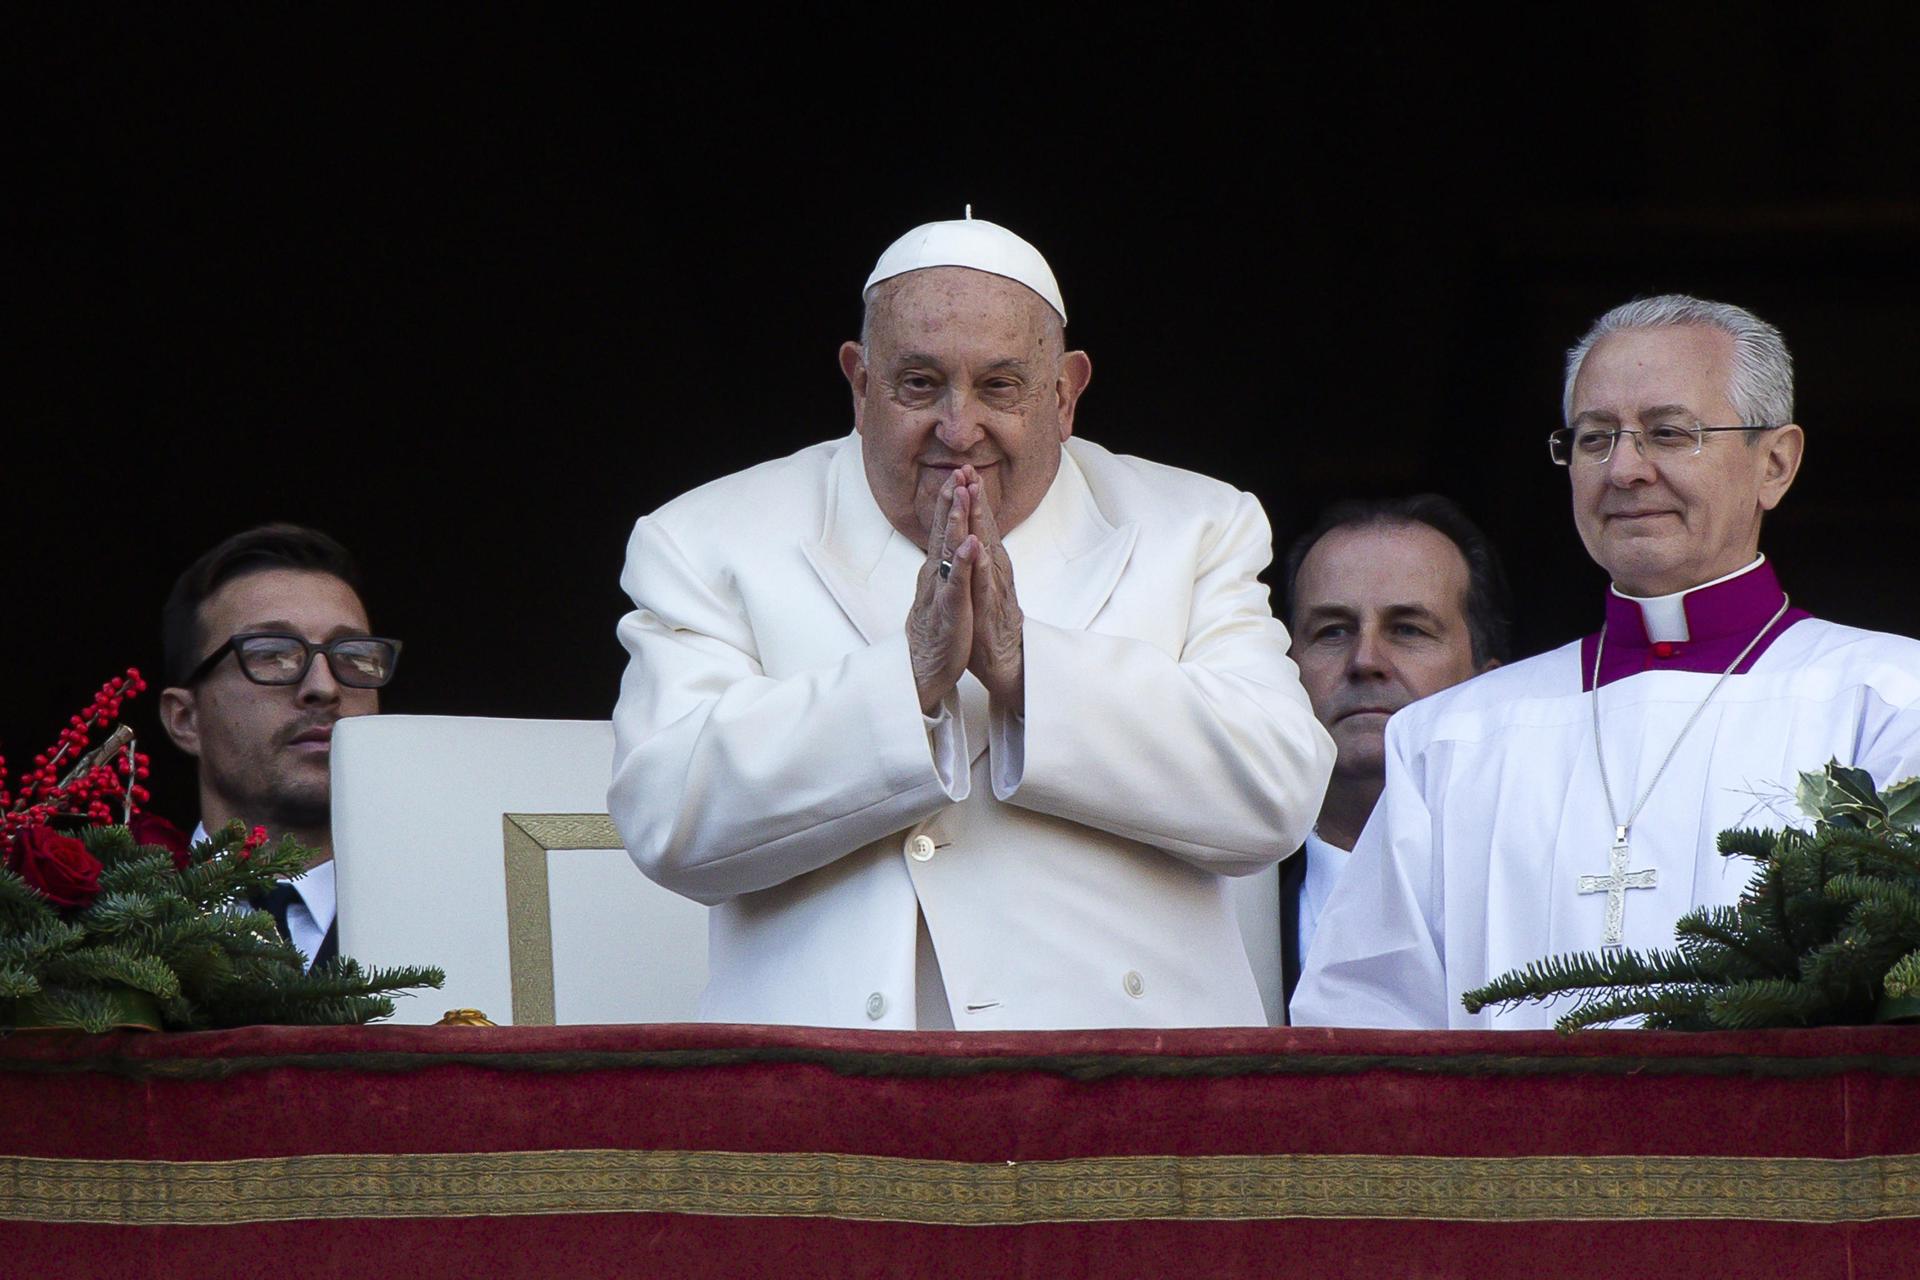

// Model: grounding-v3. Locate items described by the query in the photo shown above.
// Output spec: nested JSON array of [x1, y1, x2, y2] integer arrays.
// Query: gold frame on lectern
[[501, 813, 626, 1025]]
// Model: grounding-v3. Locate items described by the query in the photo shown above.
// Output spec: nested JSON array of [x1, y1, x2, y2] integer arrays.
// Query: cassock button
[[908, 834, 937, 862], [1123, 971, 1145, 998], [1652, 642, 1677, 659], [866, 992, 886, 1020]]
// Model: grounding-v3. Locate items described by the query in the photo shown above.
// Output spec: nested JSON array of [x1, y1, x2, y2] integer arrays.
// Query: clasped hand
[[907, 466, 1024, 716]]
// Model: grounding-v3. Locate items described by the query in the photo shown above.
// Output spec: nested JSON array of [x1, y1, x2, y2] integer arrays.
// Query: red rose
[[129, 812, 193, 871], [6, 825, 104, 909]]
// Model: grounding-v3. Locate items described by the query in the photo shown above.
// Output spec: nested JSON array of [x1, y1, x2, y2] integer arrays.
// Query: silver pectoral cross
[[1577, 826, 1659, 949]]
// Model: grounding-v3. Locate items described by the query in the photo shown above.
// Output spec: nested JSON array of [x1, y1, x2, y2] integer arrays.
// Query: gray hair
[[1562, 294, 1795, 431]]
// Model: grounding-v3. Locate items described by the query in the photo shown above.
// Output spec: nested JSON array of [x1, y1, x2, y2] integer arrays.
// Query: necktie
[[252, 884, 336, 971]]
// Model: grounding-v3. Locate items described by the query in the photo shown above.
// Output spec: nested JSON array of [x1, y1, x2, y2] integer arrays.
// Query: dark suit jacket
[[1280, 844, 1308, 1014]]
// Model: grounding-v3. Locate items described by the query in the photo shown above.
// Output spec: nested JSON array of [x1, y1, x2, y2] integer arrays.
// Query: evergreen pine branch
[[96, 853, 184, 899], [1705, 977, 1835, 1029], [1717, 826, 1780, 864], [1818, 828, 1920, 882], [44, 946, 182, 1001], [160, 993, 196, 1026], [0, 867, 60, 931], [1770, 840, 1851, 948], [81, 825, 141, 868], [0, 961, 42, 999], [1826, 874, 1920, 935], [0, 918, 87, 968], [76, 891, 170, 937], [146, 911, 272, 964], [1884, 948, 1920, 1000], [1801, 922, 1917, 999], [1765, 849, 1801, 952], [309, 959, 446, 996], [22, 986, 125, 1034], [276, 994, 401, 1024], [1674, 904, 1797, 974], [1462, 947, 1709, 1014], [1555, 984, 1719, 1032]]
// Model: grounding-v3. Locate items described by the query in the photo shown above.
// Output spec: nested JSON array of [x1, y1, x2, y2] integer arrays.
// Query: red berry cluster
[[0, 669, 152, 855], [239, 825, 271, 860]]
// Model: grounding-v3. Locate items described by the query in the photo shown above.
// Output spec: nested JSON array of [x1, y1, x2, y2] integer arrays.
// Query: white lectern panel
[[331, 715, 707, 1025]]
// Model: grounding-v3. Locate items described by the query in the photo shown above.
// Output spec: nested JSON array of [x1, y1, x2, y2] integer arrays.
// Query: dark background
[[10, 8, 1918, 823]]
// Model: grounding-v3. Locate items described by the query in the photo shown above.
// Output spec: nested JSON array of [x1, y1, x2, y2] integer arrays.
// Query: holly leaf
[[1883, 777, 1920, 831], [1799, 760, 1889, 831]]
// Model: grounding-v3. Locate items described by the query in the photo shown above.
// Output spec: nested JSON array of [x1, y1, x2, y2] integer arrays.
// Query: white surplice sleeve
[[608, 515, 965, 906], [989, 491, 1334, 877], [1289, 712, 1453, 1028], [1852, 644, 1920, 787]]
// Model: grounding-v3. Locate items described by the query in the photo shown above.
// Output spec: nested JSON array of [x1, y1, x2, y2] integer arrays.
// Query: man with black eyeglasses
[[158, 524, 401, 972]]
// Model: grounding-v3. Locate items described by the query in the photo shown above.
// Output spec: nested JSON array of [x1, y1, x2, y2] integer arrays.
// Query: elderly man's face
[[162, 569, 380, 832], [1568, 325, 1803, 597], [1290, 522, 1488, 781], [839, 267, 1091, 544]]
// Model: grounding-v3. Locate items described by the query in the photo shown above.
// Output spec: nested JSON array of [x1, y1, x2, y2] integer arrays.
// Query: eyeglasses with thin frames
[[1548, 422, 1779, 466], [186, 633, 403, 688]]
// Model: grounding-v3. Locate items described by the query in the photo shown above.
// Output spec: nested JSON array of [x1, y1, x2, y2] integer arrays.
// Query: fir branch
[[0, 918, 86, 968], [0, 962, 42, 999], [21, 986, 124, 1034], [0, 867, 59, 931], [1801, 921, 1914, 1000], [310, 958, 446, 996], [1819, 828, 1920, 882], [1556, 985, 1718, 1032], [1717, 826, 1780, 864], [1462, 948, 1710, 1014], [1883, 948, 1920, 1000], [1826, 874, 1920, 934], [96, 852, 184, 899], [81, 824, 141, 868], [1705, 978, 1834, 1029], [1674, 904, 1796, 974], [44, 946, 182, 1001], [76, 891, 170, 937]]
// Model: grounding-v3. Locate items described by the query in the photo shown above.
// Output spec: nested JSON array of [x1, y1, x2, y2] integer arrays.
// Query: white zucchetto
[[863, 209, 1066, 325]]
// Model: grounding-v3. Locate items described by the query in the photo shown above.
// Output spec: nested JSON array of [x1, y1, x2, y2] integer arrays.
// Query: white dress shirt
[[191, 823, 336, 970], [1296, 830, 1351, 972]]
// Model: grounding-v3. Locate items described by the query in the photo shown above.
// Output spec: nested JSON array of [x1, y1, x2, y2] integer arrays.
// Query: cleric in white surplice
[[609, 214, 1334, 1030], [1292, 295, 1920, 1030]]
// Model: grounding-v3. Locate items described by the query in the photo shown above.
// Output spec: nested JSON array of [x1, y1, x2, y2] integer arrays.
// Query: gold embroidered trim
[[6, 1149, 1918, 1227], [501, 813, 625, 1026]]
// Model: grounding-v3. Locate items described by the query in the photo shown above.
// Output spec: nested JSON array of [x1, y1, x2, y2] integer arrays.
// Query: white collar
[[1610, 555, 1767, 643], [188, 821, 334, 918]]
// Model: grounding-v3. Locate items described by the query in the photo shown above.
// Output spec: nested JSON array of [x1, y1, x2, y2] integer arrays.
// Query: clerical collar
[[1581, 556, 1809, 689]]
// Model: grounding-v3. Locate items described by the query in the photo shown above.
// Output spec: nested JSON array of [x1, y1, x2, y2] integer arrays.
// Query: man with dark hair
[[158, 524, 400, 971], [1236, 496, 1508, 1018]]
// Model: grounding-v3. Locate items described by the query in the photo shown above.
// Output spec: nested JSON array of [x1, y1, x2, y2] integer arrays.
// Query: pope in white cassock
[[1292, 294, 1920, 1030], [609, 214, 1334, 1030]]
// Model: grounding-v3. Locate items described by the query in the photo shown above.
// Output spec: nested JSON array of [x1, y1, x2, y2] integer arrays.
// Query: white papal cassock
[[1292, 558, 1920, 1030]]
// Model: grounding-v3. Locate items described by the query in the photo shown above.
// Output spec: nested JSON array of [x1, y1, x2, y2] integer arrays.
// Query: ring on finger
[[938, 558, 953, 580]]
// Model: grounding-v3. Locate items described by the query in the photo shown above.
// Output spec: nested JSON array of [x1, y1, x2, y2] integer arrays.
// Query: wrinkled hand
[[907, 470, 979, 715], [964, 476, 1024, 715]]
